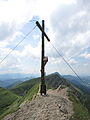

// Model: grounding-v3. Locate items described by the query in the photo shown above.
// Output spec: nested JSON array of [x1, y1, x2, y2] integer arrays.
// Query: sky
[[0, 0, 90, 76]]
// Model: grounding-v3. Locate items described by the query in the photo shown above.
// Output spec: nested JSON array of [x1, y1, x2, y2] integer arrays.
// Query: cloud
[[48, 0, 90, 60], [43, 0, 90, 75], [0, 22, 17, 41], [0, 0, 35, 24], [19, 44, 41, 59], [0, 45, 40, 74], [0, 0, 90, 75], [0, 0, 37, 43], [68, 59, 77, 65], [81, 53, 90, 59]]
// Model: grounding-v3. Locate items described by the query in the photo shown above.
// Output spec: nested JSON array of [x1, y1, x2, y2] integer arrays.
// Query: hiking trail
[[3, 88, 73, 120]]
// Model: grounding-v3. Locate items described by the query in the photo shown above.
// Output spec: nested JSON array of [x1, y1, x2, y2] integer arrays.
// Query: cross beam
[[36, 21, 50, 42]]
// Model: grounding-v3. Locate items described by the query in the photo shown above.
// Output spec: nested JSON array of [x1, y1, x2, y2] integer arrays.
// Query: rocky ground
[[3, 88, 74, 120]]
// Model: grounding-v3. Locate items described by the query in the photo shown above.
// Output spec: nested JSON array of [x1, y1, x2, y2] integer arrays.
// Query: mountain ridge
[[0, 72, 90, 120]]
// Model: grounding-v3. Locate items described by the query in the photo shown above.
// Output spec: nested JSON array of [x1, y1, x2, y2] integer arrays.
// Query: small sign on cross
[[43, 57, 48, 66]]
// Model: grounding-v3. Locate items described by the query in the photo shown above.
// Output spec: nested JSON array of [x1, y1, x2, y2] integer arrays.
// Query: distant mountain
[[0, 73, 38, 88], [81, 76, 90, 85], [0, 77, 31, 88], [63, 75, 90, 95], [0, 73, 38, 81], [63, 75, 90, 83]]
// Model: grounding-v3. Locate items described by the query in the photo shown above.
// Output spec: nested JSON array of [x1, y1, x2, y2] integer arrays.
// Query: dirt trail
[[3, 88, 73, 120]]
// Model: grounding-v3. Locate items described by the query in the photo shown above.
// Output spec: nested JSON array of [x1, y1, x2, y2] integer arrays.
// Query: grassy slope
[[0, 84, 39, 119], [10, 73, 90, 114], [0, 87, 19, 115], [1, 73, 90, 119], [0, 73, 63, 119], [10, 77, 40, 96], [68, 88, 90, 120]]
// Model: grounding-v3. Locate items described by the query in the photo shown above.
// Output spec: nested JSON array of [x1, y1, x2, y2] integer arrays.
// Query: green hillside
[[0, 87, 19, 115], [9, 72, 90, 117], [10, 73, 63, 96], [0, 83, 39, 119], [68, 88, 90, 120], [0, 73, 90, 120], [10, 77, 40, 96], [0, 73, 65, 119]]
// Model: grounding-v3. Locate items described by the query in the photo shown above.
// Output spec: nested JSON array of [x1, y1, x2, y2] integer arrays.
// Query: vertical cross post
[[36, 20, 50, 95], [40, 20, 46, 95]]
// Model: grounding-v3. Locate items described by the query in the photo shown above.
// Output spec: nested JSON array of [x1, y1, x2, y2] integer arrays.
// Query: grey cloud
[[0, 22, 16, 41], [49, 0, 90, 59], [78, 0, 90, 9]]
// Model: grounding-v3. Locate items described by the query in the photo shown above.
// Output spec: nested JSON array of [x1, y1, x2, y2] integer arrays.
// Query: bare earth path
[[3, 88, 73, 120]]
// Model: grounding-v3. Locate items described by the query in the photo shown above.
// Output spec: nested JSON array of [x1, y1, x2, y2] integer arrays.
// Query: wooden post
[[36, 20, 50, 95], [40, 20, 46, 95]]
